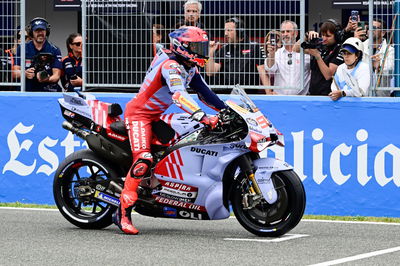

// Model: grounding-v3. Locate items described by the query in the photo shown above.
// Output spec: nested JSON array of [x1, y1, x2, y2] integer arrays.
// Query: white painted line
[[0, 207, 58, 211], [224, 234, 309, 243], [229, 216, 400, 226], [309, 246, 400, 266], [302, 219, 400, 226]]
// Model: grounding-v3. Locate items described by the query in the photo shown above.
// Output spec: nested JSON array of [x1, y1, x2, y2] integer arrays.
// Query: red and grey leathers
[[116, 49, 225, 234]]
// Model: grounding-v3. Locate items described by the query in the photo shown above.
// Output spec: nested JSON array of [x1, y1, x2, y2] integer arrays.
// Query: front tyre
[[53, 149, 119, 229], [231, 170, 305, 237]]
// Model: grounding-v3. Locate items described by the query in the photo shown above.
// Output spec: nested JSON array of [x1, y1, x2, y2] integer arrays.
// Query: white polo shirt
[[265, 47, 311, 95]]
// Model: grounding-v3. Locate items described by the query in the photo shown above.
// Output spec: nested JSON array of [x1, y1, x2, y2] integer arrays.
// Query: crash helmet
[[169, 26, 209, 67], [341, 37, 364, 60]]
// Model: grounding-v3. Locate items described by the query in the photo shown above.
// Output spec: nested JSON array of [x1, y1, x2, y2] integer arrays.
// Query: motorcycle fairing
[[225, 100, 273, 153], [154, 143, 247, 220], [160, 113, 203, 141], [253, 158, 293, 204], [58, 93, 94, 120], [59, 94, 127, 145], [152, 179, 198, 203]]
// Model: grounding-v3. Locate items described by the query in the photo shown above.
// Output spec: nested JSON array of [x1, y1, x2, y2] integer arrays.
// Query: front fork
[[237, 154, 263, 209], [238, 153, 259, 193], [248, 173, 261, 194], [239, 153, 282, 208]]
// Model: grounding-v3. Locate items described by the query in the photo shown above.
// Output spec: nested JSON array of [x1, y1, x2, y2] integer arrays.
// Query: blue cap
[[341, 44, 357, 54], [32, 20, 47, 31]]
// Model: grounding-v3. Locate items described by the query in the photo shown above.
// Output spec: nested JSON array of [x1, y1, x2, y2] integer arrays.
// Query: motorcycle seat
[[110, 121, 127, 136], [109, 119, 175, 145]]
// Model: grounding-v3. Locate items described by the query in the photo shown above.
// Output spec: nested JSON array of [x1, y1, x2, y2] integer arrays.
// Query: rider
[[114, 26, 226, 234]]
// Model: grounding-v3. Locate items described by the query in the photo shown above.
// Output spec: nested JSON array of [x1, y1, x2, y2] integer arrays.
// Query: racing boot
[[114, 178, 142, 235]]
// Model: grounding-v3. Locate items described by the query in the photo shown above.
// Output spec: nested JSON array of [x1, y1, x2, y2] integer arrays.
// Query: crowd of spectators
[[203, 10, 394, 99], [0, 0, 397, 98], [0, 17, 82, 92]]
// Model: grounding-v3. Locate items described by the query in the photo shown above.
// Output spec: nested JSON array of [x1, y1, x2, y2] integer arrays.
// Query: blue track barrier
[[0, 92, 399, 217]]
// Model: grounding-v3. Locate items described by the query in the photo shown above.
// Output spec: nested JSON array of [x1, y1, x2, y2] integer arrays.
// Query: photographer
[[301, 20, 344, 95], [62, 33, 82, 91], [13, 17, 62, 92]]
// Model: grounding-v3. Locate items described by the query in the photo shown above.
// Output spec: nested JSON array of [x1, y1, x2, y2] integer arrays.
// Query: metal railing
[[1, 0, 399, 96]]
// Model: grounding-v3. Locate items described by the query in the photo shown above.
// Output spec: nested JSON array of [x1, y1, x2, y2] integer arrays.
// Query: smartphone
[[357, 21, 366, 30], [270, 33, 276, 46], [351, 10, 359, 22]]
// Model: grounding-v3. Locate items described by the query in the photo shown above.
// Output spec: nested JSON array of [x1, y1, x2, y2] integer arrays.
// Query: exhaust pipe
[[62, 121, 90, 140]]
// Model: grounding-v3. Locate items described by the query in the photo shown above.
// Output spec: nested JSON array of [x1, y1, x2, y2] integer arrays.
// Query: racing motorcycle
[[53, 86, 305, 237]]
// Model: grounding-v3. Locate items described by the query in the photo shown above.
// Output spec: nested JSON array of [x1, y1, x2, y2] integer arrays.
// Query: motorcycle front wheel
[[53, 149, 119, 229], [231, 170, 305, 237]]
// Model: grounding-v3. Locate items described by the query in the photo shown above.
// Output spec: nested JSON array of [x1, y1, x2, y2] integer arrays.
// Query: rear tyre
[[53, 149, 119, 229], [231, 170, 305, 237]]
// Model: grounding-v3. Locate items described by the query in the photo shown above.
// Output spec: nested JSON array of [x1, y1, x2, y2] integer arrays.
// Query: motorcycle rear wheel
[[53, 149, 119, 229], [231, 170, 305, 237]]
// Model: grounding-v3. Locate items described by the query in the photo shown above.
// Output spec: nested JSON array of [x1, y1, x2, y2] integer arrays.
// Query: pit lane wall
[[1, 92, 399, 217]]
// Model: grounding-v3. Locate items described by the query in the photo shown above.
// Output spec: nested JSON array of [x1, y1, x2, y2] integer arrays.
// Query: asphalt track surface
[[1, 208, 400, 266]]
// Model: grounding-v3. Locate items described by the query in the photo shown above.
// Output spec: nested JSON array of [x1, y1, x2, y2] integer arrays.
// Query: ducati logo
[[190, 147, 218, 156]]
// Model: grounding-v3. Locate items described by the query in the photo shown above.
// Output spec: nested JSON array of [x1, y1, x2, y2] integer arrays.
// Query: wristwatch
[[341, 91, 346, 97]]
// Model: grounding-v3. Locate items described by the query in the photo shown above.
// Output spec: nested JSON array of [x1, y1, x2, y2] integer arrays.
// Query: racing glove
[[190, 109, 219, 130]]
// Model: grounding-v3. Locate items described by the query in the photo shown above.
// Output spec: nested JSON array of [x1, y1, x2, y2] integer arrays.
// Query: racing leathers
[[115, 49, 225, 234]]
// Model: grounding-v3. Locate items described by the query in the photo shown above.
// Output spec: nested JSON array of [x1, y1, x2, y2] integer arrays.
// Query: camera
[[351, 11, 359, 22], [30, 53, 54, 80], [300, 38, 324, 49]]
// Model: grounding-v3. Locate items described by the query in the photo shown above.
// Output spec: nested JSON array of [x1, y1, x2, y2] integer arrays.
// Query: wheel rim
[[236, 175, 291, 229], [59, 159, 114, 220]]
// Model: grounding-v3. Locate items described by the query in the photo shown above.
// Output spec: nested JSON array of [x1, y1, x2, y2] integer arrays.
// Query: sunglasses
[[287, 53, 293, 65], [72, 42, 82, 46]]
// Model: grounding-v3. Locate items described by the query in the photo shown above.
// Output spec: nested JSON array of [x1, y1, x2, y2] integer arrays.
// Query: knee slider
[[130, 152, 153, 178]]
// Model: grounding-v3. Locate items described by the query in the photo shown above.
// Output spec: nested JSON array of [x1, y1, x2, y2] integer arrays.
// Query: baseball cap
[[340, 44, 357, 54], [32, 19, 47, 31]]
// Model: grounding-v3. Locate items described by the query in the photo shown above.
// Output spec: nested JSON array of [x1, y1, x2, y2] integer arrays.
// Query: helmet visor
[[188, 41, 209, 58]]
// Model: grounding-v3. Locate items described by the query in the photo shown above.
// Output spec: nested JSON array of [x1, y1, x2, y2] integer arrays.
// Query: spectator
[[261, 30, 281, 93], [176, 0, 204, 29], [305, 19, 344, 95], [13, 17, 62, 92], [265, 20, 311, 95], [353, 23, 368, 42], [329, 37, 370, 100], [341, 13, 369, 43], [62, 33, 82, 92], [0, 27, 30, 91], [0, 49, 9, 84], [362, 19, 394, 96], [206, 17, 269, 94], [152, 24, 166, 55], [263, 30, 282, 54], [343, 13, 360, 40]]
